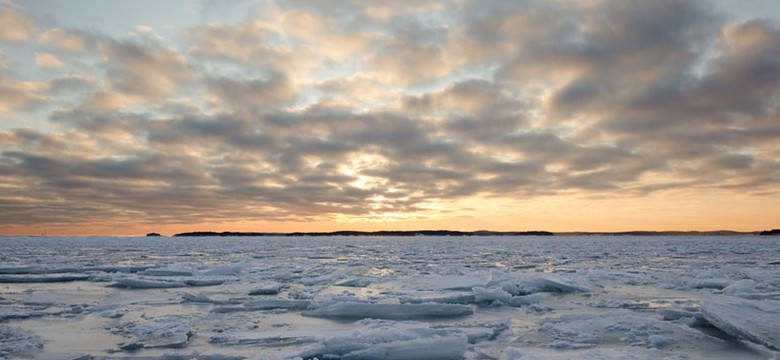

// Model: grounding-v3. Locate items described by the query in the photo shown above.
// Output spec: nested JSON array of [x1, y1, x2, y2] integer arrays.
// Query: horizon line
[[4, 228, 778, 237]]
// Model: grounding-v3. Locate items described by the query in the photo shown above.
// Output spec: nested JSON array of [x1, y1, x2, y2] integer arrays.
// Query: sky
[[0, 0, 778, 236]]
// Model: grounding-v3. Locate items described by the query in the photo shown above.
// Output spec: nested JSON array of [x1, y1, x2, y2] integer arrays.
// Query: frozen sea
[[1, 235, 778, 359]]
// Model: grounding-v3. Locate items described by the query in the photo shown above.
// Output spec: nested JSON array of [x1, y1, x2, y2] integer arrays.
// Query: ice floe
[[302, 302, 474, 320], [700, 296, 780, 350], [1, 235, 779, 359], [0, 325, 42, 358]]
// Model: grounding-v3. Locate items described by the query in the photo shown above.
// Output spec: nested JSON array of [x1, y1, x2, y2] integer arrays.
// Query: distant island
[[173, 230, 554, 237], [167, 229, 780, 237], [760, 228, 780, 236]]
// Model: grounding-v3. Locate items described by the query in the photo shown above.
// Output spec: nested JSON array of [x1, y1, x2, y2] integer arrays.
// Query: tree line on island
[[167, 230, 554, 237], [144, 228, 780, 237]]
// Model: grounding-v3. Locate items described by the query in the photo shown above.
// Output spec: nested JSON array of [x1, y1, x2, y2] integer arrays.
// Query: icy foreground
[[0, 236, 778, 359]]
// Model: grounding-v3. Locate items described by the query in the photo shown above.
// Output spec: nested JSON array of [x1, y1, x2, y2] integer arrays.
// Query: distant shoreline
[[169, 229, 780, 237], [171, 230, 554, 237]]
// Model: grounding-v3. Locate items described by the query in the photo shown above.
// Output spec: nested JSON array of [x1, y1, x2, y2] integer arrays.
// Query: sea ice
[[0, 325, 42, 358], [2, 235, 779, 359], [249, 282, 282, 295], [302, 302, 474, 319], [141, 268, 195, 277], [111, 277, 187, 289], [287, 326, 470, 360], [184, 278, 225, 286], [700, 296, 780, 350], [0, 274, 91, 283], [111, 318, 193, 351], [498, 275, 589, 295], [501, 347, 686, 360], [211, 299, 311, 313], [339, 335, 468, 360], [399, 292, 476, 305]]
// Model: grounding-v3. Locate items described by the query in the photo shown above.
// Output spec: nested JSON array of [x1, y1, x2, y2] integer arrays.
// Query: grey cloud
[[186, 21, 273, 64], [709, 153, 756, 171], [548, 79, 603, 118], [205, 72, 296, 109], [101, 40, 192, 100], [0, 86, 45, 112], [46, 75, 94, 94], [50, 109, 150, 135], [366, 17, 451, 84]]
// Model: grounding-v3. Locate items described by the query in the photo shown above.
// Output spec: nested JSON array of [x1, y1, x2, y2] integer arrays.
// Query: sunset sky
[[0, 0, 778, 236]]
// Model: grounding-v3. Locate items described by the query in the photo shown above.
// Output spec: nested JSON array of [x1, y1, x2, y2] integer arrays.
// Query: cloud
[[37, 28, 95, 52], [205, 71, 296, 109], [366, 17, 452, 85], [0, 79, 48, 114], [34, 52, 62, 68], [186, 21, 271, 64], [0, 0, 778, 230], [100, 40, 192, 101], [0, 3, 36, 42]]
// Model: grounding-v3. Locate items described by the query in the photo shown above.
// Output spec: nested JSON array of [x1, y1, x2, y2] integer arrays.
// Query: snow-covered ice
[[0, 235, 778, 359], [700, 296, 780, 350]]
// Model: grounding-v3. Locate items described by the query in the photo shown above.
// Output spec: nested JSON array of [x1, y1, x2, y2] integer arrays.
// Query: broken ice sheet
[[2, 235, 780, 359], [700, 296, 780, 351], [110, 316, 193, 351], [0, 325, 42, 358]]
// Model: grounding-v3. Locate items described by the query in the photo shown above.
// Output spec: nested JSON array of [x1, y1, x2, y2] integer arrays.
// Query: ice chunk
[[303, 302, 473, 319], [244, 299, 311, 310], [111, 278, 186, 289], [98, 309, 125, 319], [0, 274, 90, 283], [400, 292, 476, 305], [111, 319, 192, 351], [210, 332, 316, 347], [472, 286, 549, 307], [473, 286, 513, 304], [291, 326, 469, 360], [211, 299, 311, 313], [335, 277, 374, 287], [407, 274, 491, 291], [500, 275, 588, 295], [180, 292, 238, 304], [718, 279, 780, 300], [658, 308, 707, 326], [0, 266, 42, 275], [249, 282, 282, 295], [341, 335, 468, 360], [0, 307, 51, 322], [539, 340, 594, 349], [647, 334, 671, 348], [501, 347, 683, 360], [300, 271, 343, 286], [183, 278, 224, 286], [0, 325, 43, 358], [204, 265, 242, 276], [690, 278, 731, 290], [140, 268, 194, 277], [354, 319, 509, 345], [700, 296, 780, 350]]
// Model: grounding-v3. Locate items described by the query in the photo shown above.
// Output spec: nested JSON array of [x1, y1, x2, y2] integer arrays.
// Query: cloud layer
[[0, 0, 778, 232]]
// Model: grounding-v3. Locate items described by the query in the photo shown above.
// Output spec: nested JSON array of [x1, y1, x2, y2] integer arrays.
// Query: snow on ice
[[0, 235, 779, 359]]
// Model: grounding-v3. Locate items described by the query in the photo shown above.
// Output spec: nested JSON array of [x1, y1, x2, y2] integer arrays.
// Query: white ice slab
[[303, 302, 474, 319], [700, 296, 780, 350]]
